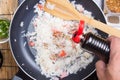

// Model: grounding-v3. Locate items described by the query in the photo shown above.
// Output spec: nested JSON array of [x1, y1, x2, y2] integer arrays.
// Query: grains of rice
[[20, 21, 24, 27], [46, 2, 55, 10], [26, 0, 97, 80]]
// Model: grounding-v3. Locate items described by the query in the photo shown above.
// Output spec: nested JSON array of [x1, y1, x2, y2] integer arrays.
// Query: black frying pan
[[10, 0, 107, 80]]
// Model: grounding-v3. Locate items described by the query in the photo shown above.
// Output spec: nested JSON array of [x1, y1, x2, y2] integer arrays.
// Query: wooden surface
[[0, 43, 19, 80], [0, 0, 119, 80], [0, 0, 18, 14], [0, 0, 19, 80]]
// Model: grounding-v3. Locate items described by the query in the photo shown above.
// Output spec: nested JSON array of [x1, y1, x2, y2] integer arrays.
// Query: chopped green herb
[[0, 19, 10, 39]]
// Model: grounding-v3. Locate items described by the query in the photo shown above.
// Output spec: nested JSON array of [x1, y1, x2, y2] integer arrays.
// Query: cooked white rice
[[27, 0, 97, 80]]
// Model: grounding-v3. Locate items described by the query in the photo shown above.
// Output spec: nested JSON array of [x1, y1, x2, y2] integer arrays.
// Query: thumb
[[96, 60, 106, 80]]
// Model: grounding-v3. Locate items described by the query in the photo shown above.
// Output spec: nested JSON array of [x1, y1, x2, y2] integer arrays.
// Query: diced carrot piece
[[28, 41, 35, 47], [38, 4, 43, 10], [58, 50, 66, 57]]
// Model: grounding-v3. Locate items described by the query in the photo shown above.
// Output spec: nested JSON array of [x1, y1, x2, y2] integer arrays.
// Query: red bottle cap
[[72, 20, 84, 43]]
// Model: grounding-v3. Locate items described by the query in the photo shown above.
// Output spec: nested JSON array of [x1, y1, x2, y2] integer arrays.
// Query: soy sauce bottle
[[80, 32, 110, 63]]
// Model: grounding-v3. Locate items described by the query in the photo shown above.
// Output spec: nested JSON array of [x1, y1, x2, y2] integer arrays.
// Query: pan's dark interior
[[10, 0, 107, 80]]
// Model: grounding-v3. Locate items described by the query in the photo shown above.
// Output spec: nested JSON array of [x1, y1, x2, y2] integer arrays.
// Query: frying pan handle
[[12, 75, 22, 80], [0, 51, 3, 68], [12, 68, 33, 80]]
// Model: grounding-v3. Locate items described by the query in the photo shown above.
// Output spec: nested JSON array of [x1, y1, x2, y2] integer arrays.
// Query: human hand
[[96, 36, 120, 80]]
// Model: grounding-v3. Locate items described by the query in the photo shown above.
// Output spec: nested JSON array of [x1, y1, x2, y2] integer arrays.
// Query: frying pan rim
[[82, 1, 107, 80], [92, 0, 107, 23], [9, 0, 35, 79], [9, 0, 107, 80], [82, 0, 108, 80]]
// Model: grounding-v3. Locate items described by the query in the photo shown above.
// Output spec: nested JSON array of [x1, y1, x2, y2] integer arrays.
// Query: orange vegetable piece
[[58, 50, 66, 57], [38, 4, 43, 10], [28, 41, 35, 47]]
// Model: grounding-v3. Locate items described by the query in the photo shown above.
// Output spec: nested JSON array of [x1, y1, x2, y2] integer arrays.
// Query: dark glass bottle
[[80, 32, 110, 63]]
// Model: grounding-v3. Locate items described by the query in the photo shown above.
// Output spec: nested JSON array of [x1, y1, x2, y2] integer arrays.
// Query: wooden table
[[0, 43, 19, 80], [0, 0, 119, 80], [0, 0, 19, 80]]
